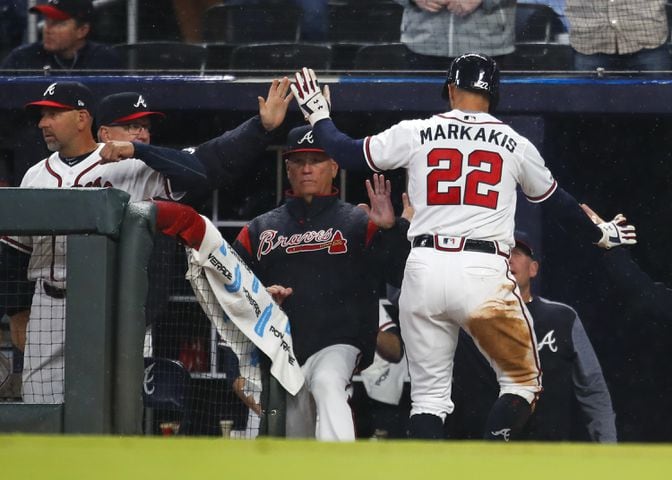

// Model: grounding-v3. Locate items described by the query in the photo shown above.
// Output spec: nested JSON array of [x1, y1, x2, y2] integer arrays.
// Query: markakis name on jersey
[[257, 228, 348, 259]]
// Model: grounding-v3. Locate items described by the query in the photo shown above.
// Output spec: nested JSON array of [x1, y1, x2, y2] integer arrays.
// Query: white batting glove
[[596, 214, 637, 249], [291, 67, 331, 126]]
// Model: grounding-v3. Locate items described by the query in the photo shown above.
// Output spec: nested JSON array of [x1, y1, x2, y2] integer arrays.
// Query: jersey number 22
[[427, 148, 502, 209]]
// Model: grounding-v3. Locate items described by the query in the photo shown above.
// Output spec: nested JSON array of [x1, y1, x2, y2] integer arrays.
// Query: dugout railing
[[0, 188, 154, 434]]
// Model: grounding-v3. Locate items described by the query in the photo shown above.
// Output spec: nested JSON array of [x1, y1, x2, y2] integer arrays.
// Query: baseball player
[[290, 56, 636, 440], [450, 231, 617, 442], [231, 125, 410, 441], [0, 81, 207, 404]]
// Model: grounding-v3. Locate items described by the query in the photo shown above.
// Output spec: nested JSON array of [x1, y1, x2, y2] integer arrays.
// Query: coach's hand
[[100, 140, 134, 164], [595, 213, 637, 249], [291, 67, 331, 126], [259, 77, 294, 132]]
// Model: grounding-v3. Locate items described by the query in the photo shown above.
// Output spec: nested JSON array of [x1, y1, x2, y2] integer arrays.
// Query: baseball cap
[[25, 81, 93, 112], [283, 126, 326, 158], [29, 0, 94, 22], [514, 230, 537, 259], [96, 92, 165, 127]]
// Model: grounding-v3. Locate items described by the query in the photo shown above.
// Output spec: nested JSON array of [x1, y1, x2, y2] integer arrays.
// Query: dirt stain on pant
[[465, 295, 540, 387]]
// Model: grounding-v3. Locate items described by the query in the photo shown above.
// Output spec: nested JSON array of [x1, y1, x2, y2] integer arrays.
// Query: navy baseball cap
[[25, 81, 93, 112], [29, 0, 94, 22], [283, 126, 326, 158], [514, 230, 537, 259], [96, 92, 165, 127]]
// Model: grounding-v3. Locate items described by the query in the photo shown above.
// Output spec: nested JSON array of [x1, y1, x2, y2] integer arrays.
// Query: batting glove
[[291, 67, 331, 126], [596, 214, 637, 249]]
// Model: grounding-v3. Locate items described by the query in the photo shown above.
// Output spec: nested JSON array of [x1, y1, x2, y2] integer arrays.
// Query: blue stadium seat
[[201, 3, 302, 44], [228, 42, 332, 71], [112, 42, 207, 73]]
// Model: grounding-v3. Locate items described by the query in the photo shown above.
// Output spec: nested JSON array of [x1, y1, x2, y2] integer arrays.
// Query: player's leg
[[22, 283, 65, 404], [399, 248, 462, 439], [307, 344, 360, 441], [462, 260, 541, 441]]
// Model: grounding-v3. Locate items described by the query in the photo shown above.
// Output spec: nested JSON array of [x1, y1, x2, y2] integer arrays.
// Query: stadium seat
[[204, 43, 237, 71], [201, 3, 302, 44], [506, 43, 573, 71], [515, 3, 566, 43], [143, 357, 192, 435], [328, 1, 403, 43], [353, 42, 412, 70], [228, 42, 332, 71], [112, 42, 207, 73]]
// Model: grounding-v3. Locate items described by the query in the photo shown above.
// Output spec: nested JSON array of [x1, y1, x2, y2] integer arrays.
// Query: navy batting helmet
[[442, 53, 500, 112]]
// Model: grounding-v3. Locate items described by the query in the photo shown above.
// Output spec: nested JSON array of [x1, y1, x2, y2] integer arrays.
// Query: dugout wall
[[0, 189, 154, 434]]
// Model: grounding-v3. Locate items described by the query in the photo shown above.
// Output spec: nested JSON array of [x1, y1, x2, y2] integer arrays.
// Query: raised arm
[[292, 67, 368, 170]]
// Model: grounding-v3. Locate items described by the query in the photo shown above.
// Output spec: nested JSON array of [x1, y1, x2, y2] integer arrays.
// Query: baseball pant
[[285, 343, 359, 441], [22, 280, 65, 404], [399, 247, 541, 419]]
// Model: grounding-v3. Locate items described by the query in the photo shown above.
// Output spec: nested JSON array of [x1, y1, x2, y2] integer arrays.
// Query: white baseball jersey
[[2, 144, 178, 287], [363, 110, 557, 246]]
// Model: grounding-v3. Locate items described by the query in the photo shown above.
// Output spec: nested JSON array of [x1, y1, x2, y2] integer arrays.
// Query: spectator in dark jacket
[[0, 0, 121, 74]]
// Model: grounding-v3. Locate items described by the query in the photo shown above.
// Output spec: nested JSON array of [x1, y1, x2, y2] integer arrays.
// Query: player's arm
[[102, 141, 209, 192], [291, 68, 368, 170], [520, 142, 635, 249], [193, 115, 285, 190], [196, 78, 294, 189], [570, 316, 618, 443]]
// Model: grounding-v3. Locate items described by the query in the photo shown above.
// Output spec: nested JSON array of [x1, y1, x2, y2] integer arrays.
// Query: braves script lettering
[[256, 228, 348, 259]]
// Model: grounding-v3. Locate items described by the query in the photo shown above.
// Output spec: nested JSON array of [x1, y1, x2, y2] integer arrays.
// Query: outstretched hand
[[291, 67, 332, 126], [582, 204, 637, 249], [259, 77, 294, 132], [357, 173, 395, 229]]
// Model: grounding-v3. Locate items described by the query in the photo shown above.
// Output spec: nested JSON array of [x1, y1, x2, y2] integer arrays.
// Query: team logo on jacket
[[537, 330, 558, 353], [256, 228, 348, 259]]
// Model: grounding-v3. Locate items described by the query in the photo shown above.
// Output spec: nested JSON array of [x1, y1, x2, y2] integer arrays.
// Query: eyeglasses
[[113, 123, 151, 135]]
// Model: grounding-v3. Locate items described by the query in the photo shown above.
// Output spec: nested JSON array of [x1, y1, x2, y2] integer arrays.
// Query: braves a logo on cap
[[133, 95, 147, 108], [44, 83, 57, 96], [297, 130, 314, 145]]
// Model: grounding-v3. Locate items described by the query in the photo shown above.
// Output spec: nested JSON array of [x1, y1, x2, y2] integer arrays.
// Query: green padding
[[0, 188, 130, 237], [0, 405, 63, 433]]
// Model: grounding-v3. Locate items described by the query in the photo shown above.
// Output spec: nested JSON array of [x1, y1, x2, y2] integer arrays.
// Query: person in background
[[0, 0, 121, 74], [565, 0, 671, 71], [392, 0, 516, 69], [450, 231, 617, 442], [232, 126, 410, 441]]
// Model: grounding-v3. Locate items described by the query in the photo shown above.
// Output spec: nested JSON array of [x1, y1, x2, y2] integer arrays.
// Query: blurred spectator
[[565, 0, 671, 71], [172, 0, 220, 43], [0, 0, 27, 58], [393, 0, 516, 69], [0, 0, 121, 74]]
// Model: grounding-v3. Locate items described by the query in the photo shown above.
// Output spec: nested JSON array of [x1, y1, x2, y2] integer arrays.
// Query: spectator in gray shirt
[[393, 0, 516, 69]]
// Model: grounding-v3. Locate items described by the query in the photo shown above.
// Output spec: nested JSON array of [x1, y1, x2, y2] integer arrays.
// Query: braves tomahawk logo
[[44, 83, 57, 96], [490, 428, 511, 441], [256, 228, 347, 259], [134, 95, 147, 108], [297, 129, 315, 145], [537, 330, 558, 353]]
